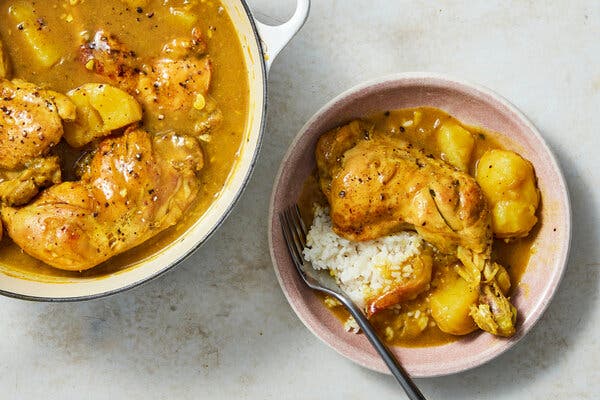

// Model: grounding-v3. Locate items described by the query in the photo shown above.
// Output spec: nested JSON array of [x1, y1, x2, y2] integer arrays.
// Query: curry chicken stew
[[299, 107, 540, 347], [0, 0, 248, 277]]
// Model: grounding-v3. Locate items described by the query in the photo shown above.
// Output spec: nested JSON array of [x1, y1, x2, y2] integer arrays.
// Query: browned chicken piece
[[136, 55, 211, 118], [367, 252, 433, 317], [1, 128, 204, 271], [316, 120, 517, 336], [80, 29, 219, 133], [80, 31, 140, 92], [316, 120, 491, 254], [0, 156, 61, 206], [0, 39, 10, 79], [0, 78, 76, 169]]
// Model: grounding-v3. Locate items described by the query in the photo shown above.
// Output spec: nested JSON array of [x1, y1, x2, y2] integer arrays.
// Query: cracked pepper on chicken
[[301, 107, 540, 344], [0, 0, 248, 273]]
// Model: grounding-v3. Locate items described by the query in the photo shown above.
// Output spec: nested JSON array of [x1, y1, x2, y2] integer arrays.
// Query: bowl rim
[[268, 71, 572, 376]]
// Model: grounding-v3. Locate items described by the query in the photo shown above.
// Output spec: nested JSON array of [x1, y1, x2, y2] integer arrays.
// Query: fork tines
[[279, 205, 308, 269]]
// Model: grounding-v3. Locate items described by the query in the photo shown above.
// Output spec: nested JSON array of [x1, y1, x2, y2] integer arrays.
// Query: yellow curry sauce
[[0, 0, 248, 279], [299, 107, 537, 347]]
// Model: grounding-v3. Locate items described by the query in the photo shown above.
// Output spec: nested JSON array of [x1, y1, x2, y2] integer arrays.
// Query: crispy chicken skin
[[0, 79, 75, 169], [316, 120, 517, 336], [1, 128, 204, 271]]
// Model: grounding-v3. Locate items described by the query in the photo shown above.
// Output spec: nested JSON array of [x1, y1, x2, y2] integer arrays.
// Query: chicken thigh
[[80, 31, 140, 91], [136, 33, 212, 117], [2, 128, 204, 271], [80, 30, 219, 134], [0, 78, 75, 169], [316, 120, 517, 336], [0, 78, 75, 208], [317, 121, 491, 254]]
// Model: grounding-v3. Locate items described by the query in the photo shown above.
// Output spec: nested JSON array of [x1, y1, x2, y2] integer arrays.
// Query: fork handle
[[338, 296, 426, 400]]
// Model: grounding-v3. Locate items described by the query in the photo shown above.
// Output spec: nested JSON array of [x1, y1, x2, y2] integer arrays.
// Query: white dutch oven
[[0, 0, 310, 301]]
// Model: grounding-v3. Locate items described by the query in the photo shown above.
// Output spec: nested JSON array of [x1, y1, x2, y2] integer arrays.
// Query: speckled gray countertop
[[1, 1, 599, 398]]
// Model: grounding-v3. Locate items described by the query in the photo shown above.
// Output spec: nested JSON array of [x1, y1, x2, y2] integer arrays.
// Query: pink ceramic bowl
[[268, 73, 571, 377]]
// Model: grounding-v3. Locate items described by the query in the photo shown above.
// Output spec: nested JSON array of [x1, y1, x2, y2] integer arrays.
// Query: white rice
[[302, 205, 427, 310]]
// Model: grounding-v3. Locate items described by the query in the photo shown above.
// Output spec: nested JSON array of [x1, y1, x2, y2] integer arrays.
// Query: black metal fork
[[279, 205, 426, 400]]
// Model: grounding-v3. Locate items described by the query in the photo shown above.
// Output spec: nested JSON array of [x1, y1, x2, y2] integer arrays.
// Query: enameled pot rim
[[0, 0, 269, 302]]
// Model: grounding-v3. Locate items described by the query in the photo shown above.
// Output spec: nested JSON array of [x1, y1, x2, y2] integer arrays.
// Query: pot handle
[[254, 0, 310, 73]]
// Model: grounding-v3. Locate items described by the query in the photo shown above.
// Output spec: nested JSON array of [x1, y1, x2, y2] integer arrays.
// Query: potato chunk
[[8, 3, 63, 68], [476, 149, 539, 238], [430, 266, 479, 335], [64, 83, 142, 147], [437, 122, 475, 171], [167, 7, 198, 28]]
